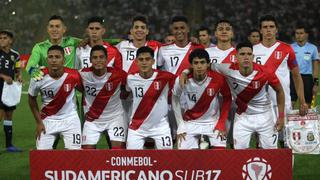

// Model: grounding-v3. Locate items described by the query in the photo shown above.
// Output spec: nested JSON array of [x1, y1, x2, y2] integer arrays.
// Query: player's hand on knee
[[36, 122, 46, 140], [215, 129, 226, 140], [275, 118, 284, 132], [30, 67, 44, 81], [177, 132, 187, 147]]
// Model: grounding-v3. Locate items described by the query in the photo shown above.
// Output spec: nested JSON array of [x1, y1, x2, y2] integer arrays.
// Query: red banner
[[30, 149, 292, 180]]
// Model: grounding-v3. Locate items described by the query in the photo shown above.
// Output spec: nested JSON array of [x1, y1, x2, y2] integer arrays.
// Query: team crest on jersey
[[106, 82, 113, 91], [274, 51, 282, 60], [307, 131, 315, 141], [154, 81, 161, 90], [64, 84, 72, 92], [207, 88, 215, 96], [10, 55, 15, 61], [64, 47, 72, 55], [292, 131, 301, 141], [252, 81, 260, 89], [230, 55, 236, 62]]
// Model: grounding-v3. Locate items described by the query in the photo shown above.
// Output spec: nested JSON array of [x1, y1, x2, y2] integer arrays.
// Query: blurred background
[[0, 0, 319, 54]]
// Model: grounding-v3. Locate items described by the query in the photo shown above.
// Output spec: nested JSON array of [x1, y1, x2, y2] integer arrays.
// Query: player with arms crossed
[[116, 16, 161, 73], [80, 45, 127, 149], [125, 46, 175, 149], [172, 49, 231, 149], [28, 45, 82, 150], [0, 30, 22, 152], [75, 16, 122, 70]]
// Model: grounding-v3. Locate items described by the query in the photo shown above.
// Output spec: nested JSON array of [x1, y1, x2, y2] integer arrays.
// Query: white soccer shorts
[[178, 121, 226, 149], [36, 114, 81, 150], [82, 114, 127, 145], [126, 124, 172, 150], [233, 109, 278, 149]]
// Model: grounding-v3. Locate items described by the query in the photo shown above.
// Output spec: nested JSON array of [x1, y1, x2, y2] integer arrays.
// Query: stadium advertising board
[[30, 149, 291, 180]]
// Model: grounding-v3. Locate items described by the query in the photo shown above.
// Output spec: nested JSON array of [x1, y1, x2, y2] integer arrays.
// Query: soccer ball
[[242, 157, 272, 180]]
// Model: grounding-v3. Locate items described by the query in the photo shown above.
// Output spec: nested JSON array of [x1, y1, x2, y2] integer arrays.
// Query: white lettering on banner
[[44, 169, 221, 180], [109, 156, 154, 166]]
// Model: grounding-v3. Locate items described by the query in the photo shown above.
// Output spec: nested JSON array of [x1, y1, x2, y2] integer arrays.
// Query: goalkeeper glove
[[30, 67, 44, 81]]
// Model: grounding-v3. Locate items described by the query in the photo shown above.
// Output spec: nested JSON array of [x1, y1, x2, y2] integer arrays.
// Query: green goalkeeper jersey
[[26, 36, 81, 74]]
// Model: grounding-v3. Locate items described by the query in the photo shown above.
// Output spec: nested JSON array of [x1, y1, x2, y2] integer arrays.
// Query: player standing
[[125, 46, 175, 149], [247, 29, 261, 45], [28, 45, 82, 150], [172, 49, 231, 149], [0, 30, 22, 152], [116, 16, 161, 73], [75, 16, 122, 70], [80, 45, 127, 149], [198, 26, 215, 48]]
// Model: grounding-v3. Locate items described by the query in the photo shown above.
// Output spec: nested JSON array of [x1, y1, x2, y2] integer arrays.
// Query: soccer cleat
[[7, 146, 22, 152], [30, 67, 44, 81]]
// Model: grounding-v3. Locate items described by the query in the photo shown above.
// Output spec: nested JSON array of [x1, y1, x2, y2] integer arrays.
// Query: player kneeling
[[173, 49, 232, 149], [126, 46, 175, 149], [80, 45, 127, 149], [28, 45, 82, 150]]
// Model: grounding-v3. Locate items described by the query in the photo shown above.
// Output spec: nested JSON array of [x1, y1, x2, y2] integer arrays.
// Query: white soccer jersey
[[212, 63, 281, 115], [116, 40, 161, 73], [80, 67, 127, 122], [126, 70, 175, 131], [172, 71, 231, 126], [157, 42, 203, 75], [75, 42, 122, 70], [28, 68, 81, 120], [205, 46, 237, 64], [253, 41, 297, 107]]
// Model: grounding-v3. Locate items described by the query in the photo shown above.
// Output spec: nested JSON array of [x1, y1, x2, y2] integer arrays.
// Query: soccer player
[[247, 29, 261, 45], [217, 42, 285, 149], [75, 16, 122, 70], [198, 26, 215, 48], [28, 45, 82, 150], [80, 45, 127, 149], [116, 16, 161, 73], [206, 20, 236, 64], [290, 24, 319, 108], [125, 46, 175, 149], [172, 49, 231, 149], [253, 15, 308, 148], [26, 15, 81, 80], [157, 15, 203, 75], [0, 30, 22, 152]]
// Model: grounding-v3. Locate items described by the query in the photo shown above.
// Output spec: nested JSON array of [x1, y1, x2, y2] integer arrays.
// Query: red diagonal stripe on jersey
[[85, 72, 122, 121], [233, 65, 268, 114], [263, 43, 288, 73], [127, 41, 160, 74], [183, 77, 218, 121], [222, 48, 237, 63], [40, 74, 75, 119], [129, 72, 169, 130], [175, 45, 197, 75]]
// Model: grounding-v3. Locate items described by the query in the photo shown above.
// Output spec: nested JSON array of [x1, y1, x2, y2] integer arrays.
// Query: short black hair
[[214, 19, 232, 31], [259, 14, 278, 28], [198, 26, 211, 36], [87, 16, 104, 25], [90, 45, 107, 58], [236, 42, 253, 51], [295, 23, 309, 34], [136, 46, 154, 58], [171, 15, 188, 24], [48, 45, 64, 56], [132, 15, 148, 27], [49, 15, 64, 23], [189, 48, 210, 64], [248, 28, 260, 35], [0, 30, 14, 39]]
